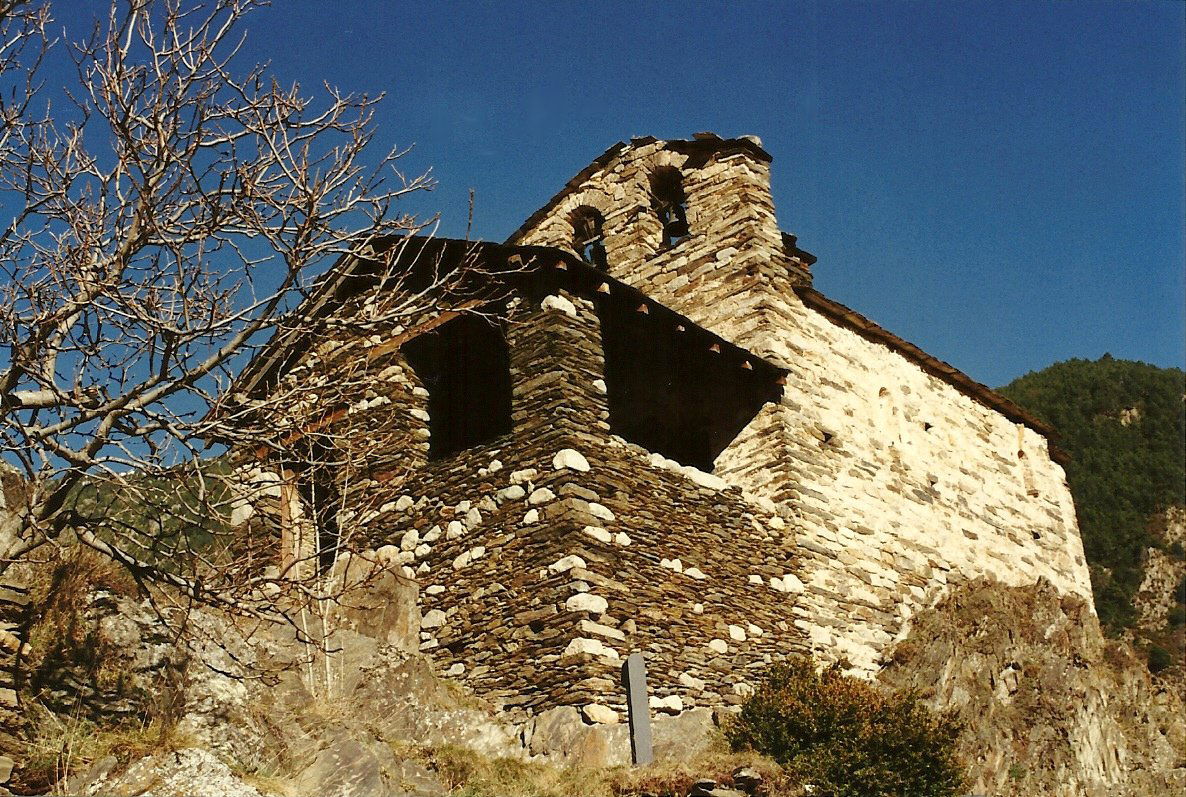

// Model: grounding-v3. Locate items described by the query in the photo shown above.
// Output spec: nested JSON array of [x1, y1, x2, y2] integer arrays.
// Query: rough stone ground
[[4, 586, 740, 797], [879, 578, 1186, 797], [75, 749, 266, 797], [9, 572, 1186, 796]]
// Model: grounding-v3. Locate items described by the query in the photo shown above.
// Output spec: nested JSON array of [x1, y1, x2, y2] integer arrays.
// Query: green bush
[[725, 658, 967, 797], [1148, 645, 1173, 674], [1167, 606, 1186, 628]]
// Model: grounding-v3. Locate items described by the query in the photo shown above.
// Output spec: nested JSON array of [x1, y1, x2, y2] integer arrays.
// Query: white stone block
[[588, 503, 615, 522], [422, 609, 446, 628], [376, 545, 401, 565], [553, 448, 591, 472], [684, 467, 728, 491], [541, 294, 578, 317], [498, 485, 526, 501], [649, 695, 683, 714], [510, 468, 538, 485], [583, 526, 613, 543], [548, 554, 587, 573], [581, 703, 620, 724], [707, 638, 729, 654], [660, 558, 684, 573], [565, 593, 608, 614], [728, 624, 747, 642], [528, 487, 556, 505], [562, 637, 619, 660]]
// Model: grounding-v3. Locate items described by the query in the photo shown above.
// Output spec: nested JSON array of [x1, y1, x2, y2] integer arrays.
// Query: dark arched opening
[[650, 167, 689, 247], [571, 206, 608, 270]]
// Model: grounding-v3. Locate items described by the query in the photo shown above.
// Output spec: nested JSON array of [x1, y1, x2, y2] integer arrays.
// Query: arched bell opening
[[650, 166, 689, 248], [571, 206, 608, 270]]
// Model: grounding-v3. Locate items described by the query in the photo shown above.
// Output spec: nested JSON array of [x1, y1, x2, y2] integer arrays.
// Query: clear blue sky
[[85, 1, 1186, 386]]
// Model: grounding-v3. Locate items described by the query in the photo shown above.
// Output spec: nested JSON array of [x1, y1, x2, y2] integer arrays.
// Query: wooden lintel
[[365, 300, 483, 363]]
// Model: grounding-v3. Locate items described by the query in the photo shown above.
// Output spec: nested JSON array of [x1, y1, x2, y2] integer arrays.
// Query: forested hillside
[[999, 356, 1186, 651]]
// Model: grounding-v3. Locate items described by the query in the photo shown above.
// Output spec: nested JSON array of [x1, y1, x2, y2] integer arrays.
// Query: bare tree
[[0, 0, 470, 668]]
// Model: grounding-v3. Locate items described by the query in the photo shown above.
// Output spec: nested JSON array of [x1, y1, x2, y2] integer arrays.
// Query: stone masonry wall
[[254, 287, 808, 720], [365, 293, 809, 719], [513, 137, 1093, 674]]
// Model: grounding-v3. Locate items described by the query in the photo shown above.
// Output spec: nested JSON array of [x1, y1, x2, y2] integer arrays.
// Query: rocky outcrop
[[76, 749, 266, 797], [879, 578, 1186, 796], [1135, 506, 1186, 632], [6, 582, 734, 795]]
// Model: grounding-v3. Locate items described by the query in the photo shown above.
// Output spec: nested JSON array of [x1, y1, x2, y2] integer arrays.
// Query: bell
[[589, 241, 608, 270], [664, 216, 689, 240]]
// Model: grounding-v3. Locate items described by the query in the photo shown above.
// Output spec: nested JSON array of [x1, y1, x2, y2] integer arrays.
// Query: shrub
[[1148, 645, 1173, 674], [725, 658, 967, 797], [1168, 606, 1186, 628], [22, 546, 140, 710]]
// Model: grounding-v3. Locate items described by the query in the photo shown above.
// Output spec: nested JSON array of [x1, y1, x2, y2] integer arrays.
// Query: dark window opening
[[571, 206, 608, 270], [401, 314, 512, 459], [651, 167, 689, 247], [598, 299, 779, 472]]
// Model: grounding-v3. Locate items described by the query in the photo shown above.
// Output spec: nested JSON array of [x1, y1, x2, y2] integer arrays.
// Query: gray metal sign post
[[622, 651, 654, 765]]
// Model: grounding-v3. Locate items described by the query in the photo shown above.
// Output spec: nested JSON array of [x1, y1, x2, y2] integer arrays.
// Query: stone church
[[227, 133, 1093, 721]]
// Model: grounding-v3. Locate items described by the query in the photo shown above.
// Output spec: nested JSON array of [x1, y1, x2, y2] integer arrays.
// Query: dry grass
[[422, 744, 609, 797], [240, 769, 300, 797], [408, 743, 797, 797], [15, 703, 194, 795], [21, 545, 139, 683]]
